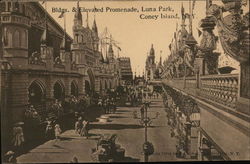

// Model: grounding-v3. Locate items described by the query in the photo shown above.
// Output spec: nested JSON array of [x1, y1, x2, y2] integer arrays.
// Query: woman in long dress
[[54, 124, 62, 145], [12, 123, 25, 153]]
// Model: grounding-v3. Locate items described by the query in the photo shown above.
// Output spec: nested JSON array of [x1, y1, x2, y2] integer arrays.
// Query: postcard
[[0, 0, 249, 163]]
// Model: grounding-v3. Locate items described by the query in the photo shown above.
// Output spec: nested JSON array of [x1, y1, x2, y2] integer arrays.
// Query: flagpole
[[45, 0, 47, 25]]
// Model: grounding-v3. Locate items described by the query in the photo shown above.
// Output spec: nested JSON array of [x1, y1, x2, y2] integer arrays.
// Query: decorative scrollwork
[[207, 2, 249, 63]]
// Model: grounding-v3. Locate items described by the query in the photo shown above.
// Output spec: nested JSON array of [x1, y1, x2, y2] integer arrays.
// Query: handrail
[[163, 73, 239, 109]]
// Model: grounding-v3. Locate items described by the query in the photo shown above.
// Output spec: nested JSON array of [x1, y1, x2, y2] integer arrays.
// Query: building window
[[14, 2, 19, 12], [75, 34, 78, 43], [7, 2, 11, 12], [20, 30, 27, 48], [7, 29, 12, 47], [22, 4, 26, 15], [13, 30, 20, 47], [78, 35, 82, 43]]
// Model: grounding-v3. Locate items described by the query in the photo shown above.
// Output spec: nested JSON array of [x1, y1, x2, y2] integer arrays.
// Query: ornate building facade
[[162, 0, 250, 161], [145, 44, 156, 81], [0, 1, 120, 125], [117, 57, 133, 85]]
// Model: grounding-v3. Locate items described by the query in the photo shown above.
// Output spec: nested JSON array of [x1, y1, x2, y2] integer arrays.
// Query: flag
[[197, 28, 202, 37], [58, 11, 65, 18], [192, 0, 196, 10]]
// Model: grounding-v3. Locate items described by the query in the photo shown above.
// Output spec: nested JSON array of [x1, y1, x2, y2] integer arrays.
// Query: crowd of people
[[5, 86, 164, 162]]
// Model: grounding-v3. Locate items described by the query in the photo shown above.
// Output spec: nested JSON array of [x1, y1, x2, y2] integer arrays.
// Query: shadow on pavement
[[91, 124, 143, 130], [109, 115, 128, 119], [59, 136, 74, 141], [119, 156, 140, 162], [116, 110, 131, 113]]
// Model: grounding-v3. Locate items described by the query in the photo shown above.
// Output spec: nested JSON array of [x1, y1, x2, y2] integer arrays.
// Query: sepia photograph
[[0, 0, 249, 163]]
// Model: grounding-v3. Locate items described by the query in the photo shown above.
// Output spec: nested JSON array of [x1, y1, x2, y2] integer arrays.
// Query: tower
[[73, 1, 82, 27], [92, 17, 99, 51], [145, 44, 156, 81], [1, 1, 30, 69]]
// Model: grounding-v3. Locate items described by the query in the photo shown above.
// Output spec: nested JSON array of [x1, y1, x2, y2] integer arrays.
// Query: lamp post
[[133, 100, 160, 162]]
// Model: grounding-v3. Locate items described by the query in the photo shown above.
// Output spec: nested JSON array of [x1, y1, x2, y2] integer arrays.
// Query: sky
[[42, 0, 247, 75]]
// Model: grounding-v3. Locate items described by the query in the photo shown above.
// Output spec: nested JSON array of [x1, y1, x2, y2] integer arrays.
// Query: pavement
[[17, 97, 183, 163]]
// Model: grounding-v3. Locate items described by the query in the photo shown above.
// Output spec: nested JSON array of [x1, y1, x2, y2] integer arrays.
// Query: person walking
[[45, 118, 54, 140], [75, 117, 82, 135], [80, 119, 89, 139], [54, 124, 62, 144]]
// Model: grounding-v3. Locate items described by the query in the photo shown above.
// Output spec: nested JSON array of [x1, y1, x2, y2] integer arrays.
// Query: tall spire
[[159, 55, 162, 66], [150, 44, 155, 56], [74, 1, 82, 26], [92, 16, 98, 34], [181, 3, 186, 28], [189, 0, 193, 35]]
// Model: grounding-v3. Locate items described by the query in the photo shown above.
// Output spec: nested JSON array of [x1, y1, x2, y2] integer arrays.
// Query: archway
[[71, 81, 78, 96], [105, 80, 108, 90], [87, 68, 95, 92], [109, 80, 112, 89], [85, 80, 91, 96], [28, 80, 46, 105], [28, 80, 46, 116], [53, 81, 65, 100], [99, 80, 102, 93]]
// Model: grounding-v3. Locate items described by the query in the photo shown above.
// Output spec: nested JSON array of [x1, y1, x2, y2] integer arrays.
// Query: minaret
[[74, 1, 82, 27]]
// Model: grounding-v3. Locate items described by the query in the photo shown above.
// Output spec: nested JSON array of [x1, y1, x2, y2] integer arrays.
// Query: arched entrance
[[85, 80, 91, 96], [28, 80, 46, 115], [71, 81, 78, 96], [109, 80, 112, 89], [87, 68, 95, 91], [105, 80, 108, 90], [28, 80, 45, 104], [53, 81, 65, 100]]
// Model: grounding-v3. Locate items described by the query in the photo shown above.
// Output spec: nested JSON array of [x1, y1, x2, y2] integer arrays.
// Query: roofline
[[35, 2, 73, 41]]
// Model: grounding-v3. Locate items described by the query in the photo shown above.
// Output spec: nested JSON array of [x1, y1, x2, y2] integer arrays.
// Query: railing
[[0, 13, 31, 27], [199, 74, 238, 109], [163, 74, 239, 109]]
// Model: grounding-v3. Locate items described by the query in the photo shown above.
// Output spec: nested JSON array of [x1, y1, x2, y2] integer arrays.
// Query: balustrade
[[199, 74, 238, 109], [0, 14, 31, 27], [163, 73, 239, 109]]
